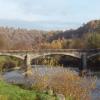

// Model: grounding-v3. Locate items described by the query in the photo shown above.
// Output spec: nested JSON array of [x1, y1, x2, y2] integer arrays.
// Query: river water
[[2, 67, 100, 100]]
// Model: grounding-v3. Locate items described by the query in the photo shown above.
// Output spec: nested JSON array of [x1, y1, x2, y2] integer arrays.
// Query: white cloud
[[0, 0, 68, 22], [0, 0, 99, 30]]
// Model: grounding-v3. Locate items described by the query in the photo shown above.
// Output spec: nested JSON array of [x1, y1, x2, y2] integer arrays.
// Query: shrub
[[31, 67, 96, 100]]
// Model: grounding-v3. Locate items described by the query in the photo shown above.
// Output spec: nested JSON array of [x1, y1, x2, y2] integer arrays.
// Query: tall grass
[[31, 67, 96, 100]]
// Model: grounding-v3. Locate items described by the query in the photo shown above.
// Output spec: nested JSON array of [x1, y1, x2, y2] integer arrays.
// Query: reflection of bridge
[[0, 49, 100, 70]]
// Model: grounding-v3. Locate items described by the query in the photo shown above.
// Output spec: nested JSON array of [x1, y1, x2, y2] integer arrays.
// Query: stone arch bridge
[[0, 49, 100, 70]]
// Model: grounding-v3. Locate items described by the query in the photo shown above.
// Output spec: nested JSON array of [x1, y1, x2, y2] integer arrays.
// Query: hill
[[48, 20, 100, 41], [0, 19, 100, 50], [0, 27, 47, 50]]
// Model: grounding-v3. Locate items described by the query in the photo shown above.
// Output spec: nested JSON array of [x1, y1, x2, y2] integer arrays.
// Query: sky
[[0, 0, 100, 30]]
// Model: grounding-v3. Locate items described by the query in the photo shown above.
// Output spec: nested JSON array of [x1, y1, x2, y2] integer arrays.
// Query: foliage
[[86, 32, 100, 48], [32, 56, 61, 67], [0, 81, 58, 100], [31, 68, 96, 100], [0, 35, 6, 50], [35, 32, 100, 49], [0, 20, 100, 50]]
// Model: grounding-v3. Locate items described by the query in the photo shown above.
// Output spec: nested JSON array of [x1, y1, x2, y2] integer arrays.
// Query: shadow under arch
[[87, 54, 100, 71], [88, 52, 100, 59], [31, 53, 81, 69], [0, 54, 24, 61], [31, 52, 81, 60], [0, 55, 24, 69]]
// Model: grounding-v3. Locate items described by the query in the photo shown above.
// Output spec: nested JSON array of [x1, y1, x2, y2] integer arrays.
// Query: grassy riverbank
[[0, 67, 96, 100], [0, 81, 58, 100]]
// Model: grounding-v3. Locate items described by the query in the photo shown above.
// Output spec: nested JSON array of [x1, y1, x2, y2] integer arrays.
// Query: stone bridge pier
[[81, 53, 87, 70], [79, 52, 88, 76], [23, 53, 32, 71], [23, 53, 33, 76]]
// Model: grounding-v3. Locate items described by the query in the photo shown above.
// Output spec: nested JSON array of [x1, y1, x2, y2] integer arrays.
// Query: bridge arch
[[87, 52, 100, 71], [0, 53, 24, 60], [31, 52, 81, 60], [87, 52, 100, 59], [31, 52, 81, 68]]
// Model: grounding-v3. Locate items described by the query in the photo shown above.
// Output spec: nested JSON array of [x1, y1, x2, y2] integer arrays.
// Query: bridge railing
[[0, 48, 100, 53], [0, 49, 82, 53], [34, 49, 82, 52]]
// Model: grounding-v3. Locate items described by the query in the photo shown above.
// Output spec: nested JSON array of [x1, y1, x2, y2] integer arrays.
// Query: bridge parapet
[[0, 52, 25, 60], [0, 48, 100, 53], [0, 48, 99, 60]]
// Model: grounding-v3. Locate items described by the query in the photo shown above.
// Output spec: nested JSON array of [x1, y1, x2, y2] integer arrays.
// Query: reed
[[32, 67, 96, 100]]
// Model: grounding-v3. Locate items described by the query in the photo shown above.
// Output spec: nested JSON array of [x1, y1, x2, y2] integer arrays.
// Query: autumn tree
[[0, 35, 6, 50], [86, 32, 100, 49]]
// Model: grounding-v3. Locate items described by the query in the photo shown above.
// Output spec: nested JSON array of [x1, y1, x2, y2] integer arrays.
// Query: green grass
[[0, 81, 58, 100], [0, 81, 37, 100], [0, 56, 7, 61], [0, 81, 74, 100]]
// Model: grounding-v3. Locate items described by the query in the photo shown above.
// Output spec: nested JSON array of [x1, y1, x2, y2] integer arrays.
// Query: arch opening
[[0, 55, 23, 71], [87, 55, 100, 71], [31, 54, 81, 70], [88, 52, 100, 59]]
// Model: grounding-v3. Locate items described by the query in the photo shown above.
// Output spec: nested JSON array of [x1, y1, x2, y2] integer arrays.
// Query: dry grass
[[31, 67, 96, 100], [0, 74, 3, 81]]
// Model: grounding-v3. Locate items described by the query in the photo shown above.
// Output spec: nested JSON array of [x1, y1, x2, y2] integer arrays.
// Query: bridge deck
[[0, 49, 99, 53]]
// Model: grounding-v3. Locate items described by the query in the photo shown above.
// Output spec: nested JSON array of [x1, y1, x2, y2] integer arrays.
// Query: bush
[[31, 68, 96, 100]]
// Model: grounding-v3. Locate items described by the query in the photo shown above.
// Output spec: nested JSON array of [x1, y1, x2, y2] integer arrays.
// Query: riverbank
[[0, 80, 58, 100], [1, 67, 96, 100]]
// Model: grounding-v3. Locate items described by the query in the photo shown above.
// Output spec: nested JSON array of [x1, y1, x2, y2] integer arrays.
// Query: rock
[[23, 66, 33, 77], [56, 94, 65, 100], [47, 89, 54, 96]]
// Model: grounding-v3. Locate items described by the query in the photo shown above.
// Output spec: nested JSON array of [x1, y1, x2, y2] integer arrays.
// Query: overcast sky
[[0, 0, 100, 30]]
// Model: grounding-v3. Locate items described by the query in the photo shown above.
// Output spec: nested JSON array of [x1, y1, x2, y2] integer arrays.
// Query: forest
[[0, 20, 100, 50]]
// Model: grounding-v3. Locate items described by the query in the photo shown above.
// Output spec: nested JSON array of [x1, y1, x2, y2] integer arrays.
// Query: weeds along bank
[[31, 68, 96, 100], [0, 67, 97, 100], [0, 80, 58, 100]]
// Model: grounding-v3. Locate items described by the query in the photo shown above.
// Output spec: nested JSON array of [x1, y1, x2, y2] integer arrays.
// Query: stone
[[56, 94, 65, 100]]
